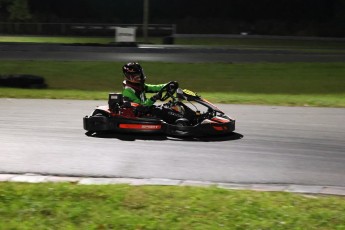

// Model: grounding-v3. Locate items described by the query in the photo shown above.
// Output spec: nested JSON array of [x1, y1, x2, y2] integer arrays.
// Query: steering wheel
[[158, 81, 179, 101]]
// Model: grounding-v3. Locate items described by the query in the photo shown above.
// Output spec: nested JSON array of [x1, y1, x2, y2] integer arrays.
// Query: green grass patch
[[0, 61, 344, 107], [1, 88, 344, 107], [0, 35, 163, 45], [1, 182, 345, 229], [0, 35, 114, 44]]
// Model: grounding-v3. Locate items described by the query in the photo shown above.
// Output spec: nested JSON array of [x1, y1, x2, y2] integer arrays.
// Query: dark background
[[1, 0, 345, 37]]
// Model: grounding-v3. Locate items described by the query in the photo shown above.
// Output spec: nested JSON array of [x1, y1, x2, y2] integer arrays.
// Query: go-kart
[[83, 82, 235, 137]]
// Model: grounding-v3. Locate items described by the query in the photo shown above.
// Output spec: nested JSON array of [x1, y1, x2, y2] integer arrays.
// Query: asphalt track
[[1, 43, 345, 189], [1, 43, 345, 62], [1, 99, 344, 187]]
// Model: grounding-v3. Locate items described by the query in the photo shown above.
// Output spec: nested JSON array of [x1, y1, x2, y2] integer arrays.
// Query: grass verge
[[1, 182, 345, 229], [0, 61, 344, 107], [0, 35, 163, 45], [1, 88, 344, 108]]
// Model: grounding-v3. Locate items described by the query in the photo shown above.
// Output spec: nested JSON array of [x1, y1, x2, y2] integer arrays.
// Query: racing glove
[[167, 81, 179, 90]]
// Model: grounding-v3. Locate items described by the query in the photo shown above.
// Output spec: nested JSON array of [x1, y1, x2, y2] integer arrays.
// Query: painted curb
[[1, 173, 345, 196]]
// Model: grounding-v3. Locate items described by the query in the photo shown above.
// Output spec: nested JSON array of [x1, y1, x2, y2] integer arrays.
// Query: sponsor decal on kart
[[183, 89, 198, 97], [119, 124, 161, 130]]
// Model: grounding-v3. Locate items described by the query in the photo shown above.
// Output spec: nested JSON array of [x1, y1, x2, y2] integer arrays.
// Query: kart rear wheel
[[91, 109, 110, 117]]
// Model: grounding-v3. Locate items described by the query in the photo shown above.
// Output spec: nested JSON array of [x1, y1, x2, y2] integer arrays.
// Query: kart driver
[[122, 62, 178, 106], [122, 62, 166, 106], [122, 62, 185, 124]]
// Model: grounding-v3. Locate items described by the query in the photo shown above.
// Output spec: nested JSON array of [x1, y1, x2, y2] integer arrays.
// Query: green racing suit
[[122, 81, 166, 106]]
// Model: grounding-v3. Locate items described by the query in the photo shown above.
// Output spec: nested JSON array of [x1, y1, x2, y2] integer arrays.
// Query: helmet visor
[[125, 73, 143, 83]]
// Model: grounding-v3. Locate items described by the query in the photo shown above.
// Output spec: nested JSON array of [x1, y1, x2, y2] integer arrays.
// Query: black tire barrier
[[0, 74, 47, 89], [163, 36, 174, 44]]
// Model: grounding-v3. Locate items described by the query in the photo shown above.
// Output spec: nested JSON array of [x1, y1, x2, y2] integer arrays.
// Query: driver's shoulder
[[123, 86, 136, 94]]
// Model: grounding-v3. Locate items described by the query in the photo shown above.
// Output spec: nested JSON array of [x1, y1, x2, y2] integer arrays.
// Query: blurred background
[[1, 0, 344, 107], [0, 0, 344, 38]]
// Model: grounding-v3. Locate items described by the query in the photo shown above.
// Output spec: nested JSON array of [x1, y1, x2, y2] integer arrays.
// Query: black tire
[[174, 118, 190, 126], [91, 110, 110, 117]]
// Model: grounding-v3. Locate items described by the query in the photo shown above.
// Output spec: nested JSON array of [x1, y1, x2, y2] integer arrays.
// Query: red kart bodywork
[[83, 89, 235, 137]]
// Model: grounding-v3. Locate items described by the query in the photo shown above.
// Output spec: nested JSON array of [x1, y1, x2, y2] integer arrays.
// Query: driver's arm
[[145, 83, 167, 93], [144, 83, 167, 105]]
